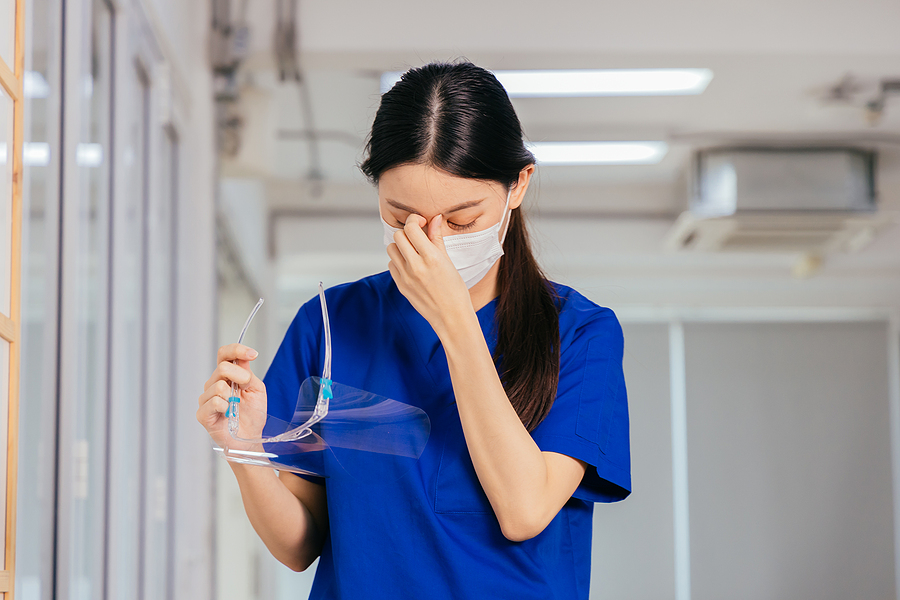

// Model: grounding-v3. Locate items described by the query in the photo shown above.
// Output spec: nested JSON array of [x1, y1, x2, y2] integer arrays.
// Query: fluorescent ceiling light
[[380, 69, 713, 97], [0, 142, 52, 166], [500, 69, 712, 97], [24, 71, 50, 99], [76, 143, 103, 168], [24, 142, 51, 166], [526, 141, 668, 165]]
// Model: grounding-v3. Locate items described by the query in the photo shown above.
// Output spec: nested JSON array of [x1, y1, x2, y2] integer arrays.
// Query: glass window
[[143, 127, 177, 600], [0, 86, 11, 317], [17, 0, 61, 596], [66, 1, 113, 597], [107, 59, 148, 600], [0, 0, 14, 70]]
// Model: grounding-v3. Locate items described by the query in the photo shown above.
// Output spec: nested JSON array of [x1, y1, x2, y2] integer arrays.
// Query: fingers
[[241, 365, 266, 395], [403, 214, 436, 257], [387, 245, 405, 289], [392, 227, 419, 263], [386, 240, 406, 268], [196, 395, 229, 427], [203, 360, 253, 392], [406, 213, 427, 229], [427, 213, 444, 247], [217, 343, 259, 364], [391, 231, 428, 283], [198, 379, 233, 408]]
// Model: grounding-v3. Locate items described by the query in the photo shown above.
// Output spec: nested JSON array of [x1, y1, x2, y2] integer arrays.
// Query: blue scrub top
[[263, 272, 631, 599]]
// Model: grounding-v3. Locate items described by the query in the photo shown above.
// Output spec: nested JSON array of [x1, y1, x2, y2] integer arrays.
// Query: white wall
[[271, 212, 900, 332], [684, 321, 894, 600], [591, 318, 899, 600]]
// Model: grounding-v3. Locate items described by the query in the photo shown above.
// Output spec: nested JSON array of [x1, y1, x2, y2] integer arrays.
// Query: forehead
[[378, 164, 503, 211]]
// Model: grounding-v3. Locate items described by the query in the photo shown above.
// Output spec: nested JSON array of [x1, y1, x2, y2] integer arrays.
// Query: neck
[[467, 259, 502, 312]]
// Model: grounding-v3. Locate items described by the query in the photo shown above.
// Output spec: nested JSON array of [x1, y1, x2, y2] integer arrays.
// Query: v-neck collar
[[383, 278, 498, 390]]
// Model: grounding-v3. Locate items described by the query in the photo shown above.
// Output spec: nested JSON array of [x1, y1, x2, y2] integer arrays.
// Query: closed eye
[[448, 219, 477, 231], [393, 217, 478, 231]]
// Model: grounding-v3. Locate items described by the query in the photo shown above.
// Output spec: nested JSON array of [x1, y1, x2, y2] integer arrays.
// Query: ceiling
[[246, 0, 900, 57], [219, 0, 900, 318], [230, 54, 900, 208]]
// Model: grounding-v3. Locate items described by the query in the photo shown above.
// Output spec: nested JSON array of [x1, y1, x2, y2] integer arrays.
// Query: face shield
[[213, 283, 432, 483]]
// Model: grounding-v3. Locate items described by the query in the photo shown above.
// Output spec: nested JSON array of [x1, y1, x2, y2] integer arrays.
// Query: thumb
[[428, 214, 445, 250]]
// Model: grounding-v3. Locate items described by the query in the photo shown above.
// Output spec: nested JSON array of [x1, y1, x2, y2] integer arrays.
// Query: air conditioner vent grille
[[666, 211, 887, 254], [720, 232, 836, 252]]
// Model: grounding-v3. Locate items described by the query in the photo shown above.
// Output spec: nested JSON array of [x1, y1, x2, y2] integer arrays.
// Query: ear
[[510, 164, 535, 211]]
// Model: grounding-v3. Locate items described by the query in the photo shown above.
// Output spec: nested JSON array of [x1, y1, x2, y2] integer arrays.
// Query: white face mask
[[382, 187, 513, 289]]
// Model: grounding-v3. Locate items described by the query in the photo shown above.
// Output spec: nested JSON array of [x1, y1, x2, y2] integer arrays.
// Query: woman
[[198, 61, 631, 599]]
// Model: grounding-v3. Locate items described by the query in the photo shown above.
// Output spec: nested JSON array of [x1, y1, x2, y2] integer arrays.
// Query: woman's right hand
[[199, 344, 328, 572], [197, 343, 267, 449]]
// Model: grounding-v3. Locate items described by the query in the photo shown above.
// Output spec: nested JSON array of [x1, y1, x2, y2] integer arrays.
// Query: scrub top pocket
[[433, 428, 493, 515]]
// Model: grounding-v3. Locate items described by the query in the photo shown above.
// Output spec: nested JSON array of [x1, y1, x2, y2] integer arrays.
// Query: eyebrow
[[386, 198, 486, 215]]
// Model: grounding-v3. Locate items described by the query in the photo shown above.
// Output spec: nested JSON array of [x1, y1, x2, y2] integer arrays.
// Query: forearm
[[229, 463, 323, 570], [440, 312, 557, 540]]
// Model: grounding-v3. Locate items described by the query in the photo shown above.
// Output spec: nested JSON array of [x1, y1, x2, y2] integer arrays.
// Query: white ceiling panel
[[291, 0, 900, 55]]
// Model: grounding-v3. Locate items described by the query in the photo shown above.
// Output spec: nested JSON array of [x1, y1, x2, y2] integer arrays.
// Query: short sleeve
[[531, 307, 631, 503], [262, 298, 326, 483]]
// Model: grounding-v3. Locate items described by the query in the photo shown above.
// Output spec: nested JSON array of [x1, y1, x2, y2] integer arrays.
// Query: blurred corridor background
[[3, 0, 900, 598]]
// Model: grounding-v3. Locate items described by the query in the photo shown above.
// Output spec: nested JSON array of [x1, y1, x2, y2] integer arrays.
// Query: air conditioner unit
[[665, 148, 887, 255]]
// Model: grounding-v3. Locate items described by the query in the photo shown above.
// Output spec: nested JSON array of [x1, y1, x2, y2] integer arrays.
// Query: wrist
[[436, 307, 484, 354], [229, 460, 276, 483]]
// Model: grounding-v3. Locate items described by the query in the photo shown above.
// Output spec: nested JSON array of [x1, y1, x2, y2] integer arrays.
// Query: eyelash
[[394, 218, 477, 231], [449, 220, 477, 231]]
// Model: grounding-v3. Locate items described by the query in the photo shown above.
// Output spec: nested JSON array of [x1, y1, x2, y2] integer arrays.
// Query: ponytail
[[495, 207, 559, 432]]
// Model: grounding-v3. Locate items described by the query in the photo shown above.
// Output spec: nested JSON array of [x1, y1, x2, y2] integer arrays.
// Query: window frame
[[0, 0, 25, 596], [0, 0, 25, 595]]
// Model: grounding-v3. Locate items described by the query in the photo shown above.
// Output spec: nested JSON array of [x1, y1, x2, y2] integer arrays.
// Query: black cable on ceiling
[[275, 0, 323, 196]]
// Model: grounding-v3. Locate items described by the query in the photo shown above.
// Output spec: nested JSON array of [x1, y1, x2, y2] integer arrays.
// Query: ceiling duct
[[665, 148, 888, 257]]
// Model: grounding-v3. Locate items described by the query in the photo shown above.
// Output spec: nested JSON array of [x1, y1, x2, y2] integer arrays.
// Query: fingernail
[[248, 349, 258, 359]]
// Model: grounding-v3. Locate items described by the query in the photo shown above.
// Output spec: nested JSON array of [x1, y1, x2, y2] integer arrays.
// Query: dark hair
[[360, 62, 560, 432]]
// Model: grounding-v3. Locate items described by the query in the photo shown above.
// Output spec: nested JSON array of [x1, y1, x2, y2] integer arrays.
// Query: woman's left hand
[[387, 213, 474, 337]]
